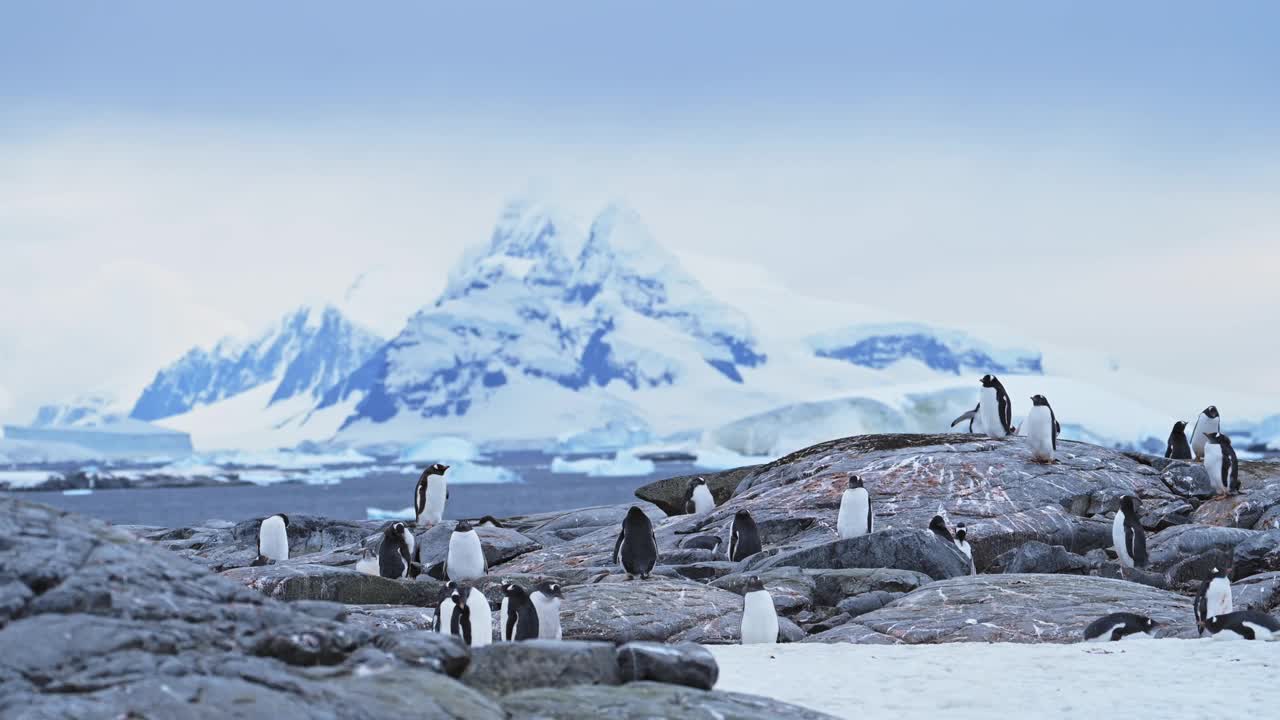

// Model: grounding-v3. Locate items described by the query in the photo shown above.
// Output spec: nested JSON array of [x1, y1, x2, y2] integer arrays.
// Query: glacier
[[807, 322, 1043, 375]]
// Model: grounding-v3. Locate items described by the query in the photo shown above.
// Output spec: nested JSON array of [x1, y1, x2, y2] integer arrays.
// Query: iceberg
[[550, 450, 656, 477]]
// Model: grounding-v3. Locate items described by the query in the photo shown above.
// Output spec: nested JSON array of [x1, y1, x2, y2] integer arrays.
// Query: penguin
[[954, 523, 975, 575], [1165, 421, 1192, 460], [500, 583, 540, 641], [1194, 566, 1233, 635], [613, 506, 658, 579], [680, 535, 723, 554], [529, 581, 564, 640], [1083, 612, 1159, 642], [1112, 496, 1147, 573], [1189, 406, 1221, 461], [929, 515, 954, 543], [254, 513, 289, 565], [378, 522, 415, 579], [415, 463, 451, 527], [476, 515, 505, 528], [466, 586, 492, 647], [431, 580, 460, 635], [1024, 394, 1060, 463], [739, 576, 779, 644], [683, 477, 716, 515], [1204, 610, 1280, 640], [836, 475, 872, 540], [978, 374, 1015, 438], [1203, 432, 1239, 496], [444, 521, 486, 581], [729, 510, 763, 562], [446, 586, 473, 646], [950, 403, 982, 434], [355, 546, 380, 576]]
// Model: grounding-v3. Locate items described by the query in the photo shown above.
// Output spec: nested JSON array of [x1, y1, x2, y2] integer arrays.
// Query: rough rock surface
[[616, 642, 718, 690], [992, 541, 1091, 575], [461, 640, 621, 695], [747, 529, 972, 580], [635, 465, 764, 516], [501, 681, 838, 719], [560, 579, 744, 643], [223, 562, 445, 605]]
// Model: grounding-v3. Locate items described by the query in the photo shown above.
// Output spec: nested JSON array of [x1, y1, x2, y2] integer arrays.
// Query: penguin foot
[[624, 574, 634, 581]]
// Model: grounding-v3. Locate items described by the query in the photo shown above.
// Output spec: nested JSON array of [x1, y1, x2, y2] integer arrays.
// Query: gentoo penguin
[[414, 463, 451, 527], [680, 535, 723, 554], [354, 546, 380, 576], [1204, 610, 1280, 640], [1165, 421, 1192, 460], [1024, 394, 1060, 463], [1189, 406, 1221, 461], [929, 515, 954, 543], [500, 583, 541, 641], [1204, 432, 1239, 496], [684, 477, 716, 515], [466, 586, 492, 647], [432, 580, 460, 635], [729, 510, 763, 562], [954, 523, 975, 575], [1083, 612, 1159, 642], [446, 586, 473, 645], [254, 513, 289, 565], [476, 515, 504, 528], [837, 475, 872, 540], [739, 576, 779, 644], [529, 581, 564, 640], [950, 403, 982, 434], [1112, 496, 1147, 573], [612, 506, 658, 579], [378, 522, 415, 579], [445, 521, 487, 581], [978, 374, 1015, 438], [1194, 566, 1233, 635]]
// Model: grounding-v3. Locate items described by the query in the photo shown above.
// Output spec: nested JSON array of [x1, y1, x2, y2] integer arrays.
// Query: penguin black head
[[743, 575, 766, 593], [929, 515, 949, 533], [425, 463, 451, 476], [1141, 617, 1159, 632], [1203, 406, 1219, 419], [1205, 432, 1223, 444], [1119, 496, 1140, 516], [955, 523, 967, 542], [1030, 395, 1049, 407], [273, 513, 290, 527], [980, 374, 998, 387], [1211, 565, 1231, 580], [625, 506, 647, 521], [1217, 433, 1233, 447], [477, 515, 504, 528], [1171, 420, 1187, 432], [454, 520, 473, 533], [386, 521, 407, 538], [691, 477, 707, 487], [847, 475, 864, 489], [502, 582, 530, 601], [1204, 615, 1225, 633], [450, 587, 466, 607], [535, 580, 564, 599]]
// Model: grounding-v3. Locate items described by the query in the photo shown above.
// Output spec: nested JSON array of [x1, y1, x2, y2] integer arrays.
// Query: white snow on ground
[[155, 383, 361, 452], [550, 450, 656, 477], [399, 436, 480, 463], [709, 641, 1280, 720]]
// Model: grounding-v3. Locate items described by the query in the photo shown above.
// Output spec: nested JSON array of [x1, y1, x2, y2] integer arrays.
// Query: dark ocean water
[[9, 455, 699, 527]]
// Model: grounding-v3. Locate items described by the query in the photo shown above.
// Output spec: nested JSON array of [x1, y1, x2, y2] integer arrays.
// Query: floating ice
[[550, 450, 655, 477]]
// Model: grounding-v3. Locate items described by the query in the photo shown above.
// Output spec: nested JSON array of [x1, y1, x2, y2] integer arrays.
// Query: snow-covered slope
[[808, 322, 1043, 375], [131, 304, 383, 422], [30, 393, 127, 428]]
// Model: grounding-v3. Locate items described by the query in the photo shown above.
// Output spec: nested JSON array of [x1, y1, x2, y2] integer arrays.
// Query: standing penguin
[[254, 513, 290, 565], [446, 586, 473, 646], [739, 576, 779, 644], [837, 475, 872, 540], [729, 510, 763, 562], [1083, 612, 1159, 642], [432, 581, 459, 635], [1190, 406, 1221, 461], [499, 583, 541, 641], [1194, 566, 1233, 635], [929, 515, 954, 543], [378, 522, 415, 579], [1024, 394, 1060, 463], [978, 374, 1015, 438], [529, 581, 564, 640], [445, 521, 487, 581], [954, 523, 975, 575], [612, 506, 658, 579], [1203, 432, 1240, 496], [1112, 496, 1147, 574], [684, 477, 716, 515], [1204, 611, 1280, 641], [1165, 421, 1192, 460], [466, 586, 492, 647], [950, 403, 983, 434], [415, 463, 451, 528]]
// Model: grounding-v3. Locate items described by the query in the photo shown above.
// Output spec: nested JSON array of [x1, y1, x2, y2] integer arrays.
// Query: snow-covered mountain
[[131, 304, 383, 421], [808, 323, 1042, 375], [30, 393, 125, 428]]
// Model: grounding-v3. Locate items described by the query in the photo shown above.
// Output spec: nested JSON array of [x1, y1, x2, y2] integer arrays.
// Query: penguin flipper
[[612, 528, 625, 565], [950, 410, 977, 428], [505, 606, 518, 642]]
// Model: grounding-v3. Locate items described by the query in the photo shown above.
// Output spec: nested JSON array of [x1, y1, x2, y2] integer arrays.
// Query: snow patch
[[550, 450, 655, 477], [398, 436, 480, 463]]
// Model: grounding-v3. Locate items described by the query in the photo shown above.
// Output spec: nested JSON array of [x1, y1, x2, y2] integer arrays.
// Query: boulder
[[1192, 484, 1280, 529], [343, 604, 437, 632], [992, 541, 1090, 575], [412, 523, 542, 569], [634, 465, 763, 516], [669, 613, 806, 644], [746, 529, 972, 580], [710, 568, 815, 614], [1233, 571, 1280, 612], [801, 622, 902, 645], [503, 503, 666, 546], [221, 563, 444, 605], [854, 574, 1197, 643], [836, 591, 902, 617], [961, 506, 1112, 572], [616, 642, 718, 690], [560, 579, 743, 643], [1145, 525, 1262, 573], [461, 640, 621, 696], [231, 514, 375, 555], [1159, 463, 1217, 499], [807, 567, 933, 607], [500, 681, 836, 719], [1232, 529, 1280, 579]]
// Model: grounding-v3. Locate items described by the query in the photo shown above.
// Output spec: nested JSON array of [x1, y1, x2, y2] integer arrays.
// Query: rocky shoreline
[[4, 433, 1280, 717]]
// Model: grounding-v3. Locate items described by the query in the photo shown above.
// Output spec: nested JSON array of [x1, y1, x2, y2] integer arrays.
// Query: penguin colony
[[246, 374, 1274, 645]]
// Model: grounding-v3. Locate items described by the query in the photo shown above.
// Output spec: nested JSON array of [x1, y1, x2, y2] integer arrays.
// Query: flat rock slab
[[1233, 571, 1280, 612], [343, 604, 437, 632], [747, 528, 972, 580], [413, 524, 542, 568], [560, 578, 744, 643], [500, 680, 837, 720], [669, 613, 806, 644], [222, 563, 444, 605], [807, 567, 934, 607], [461, 640, 621, 696], [855, 574, 1197, 643], [801, 622, 903, 644], [1145, 524, 1262, 573], [616, 642, 718, 690]]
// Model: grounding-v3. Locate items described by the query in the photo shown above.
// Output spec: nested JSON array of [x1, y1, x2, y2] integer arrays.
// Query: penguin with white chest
[[950, 403, 983, 434], [1194, 566, 1233, 635], [684, 477, 716, 515], [1165, 421, 1192, 460], [529, 581, 564, 640], [837, 475, 872, 540], [929, 515, 954, 543], [729, 510, 763, 562], [613, 506, 658, 579], [1203, 432, 1239, 496], [1190, 406, 1221, 461], [1084, 612, 1158, 641], [739, 576, 779, 644], [978, 374, 1015, 438], [415, 463, 451, 528], [1112, 496, 1147, 575], [432, 581, 459, 635], [1204, 611, 1280, 641], [252, 513, 290, 565], [445, 521, 487, 581], [378, 522, 416, 579], [953, 523, 975, 575], [500, 582, 540, 641], [1023, 394, 1060, 463]]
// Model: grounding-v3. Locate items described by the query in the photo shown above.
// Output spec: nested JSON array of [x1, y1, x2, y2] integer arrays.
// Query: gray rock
[[836, 591, 902, 617], [1233, 571, 1280, 612], [365, 631, 471, 676], [746, 529, 971, 580], [616, 642, 718, 690], [808, 567, 933, 606], [251, 623, 370, 666], [992, 541, 1090, 575], [560, 579, 742, 643], [504, 503, 666, 547], [635, 466, 762, 516], [1140, 498, 1194, 531], [1192, 484, 1280, 529], [413, 523, 542, 568], [343, 604, 437, 632], [231, 514, 374, 555], [855, 574, 1197, 643], [1145, 524, 1263, 573], [710, 568, 815, 614], [669, 614, 805, 644], [461, 640, 621, 696], [1161, 549, 1234, 590], [332, 669, 506, 719], [1159, 462, 1217, 499], [1233, 529, 1280, 579], [801, 622, 902, 644], [222, 563, 444, 604], [670, 561, 737, 582], [961, 506, 1112, 572], [500, 681, 837, 719]]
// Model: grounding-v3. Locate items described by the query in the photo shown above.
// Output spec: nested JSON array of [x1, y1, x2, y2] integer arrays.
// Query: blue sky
[[1, 1, 1278, 418]]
